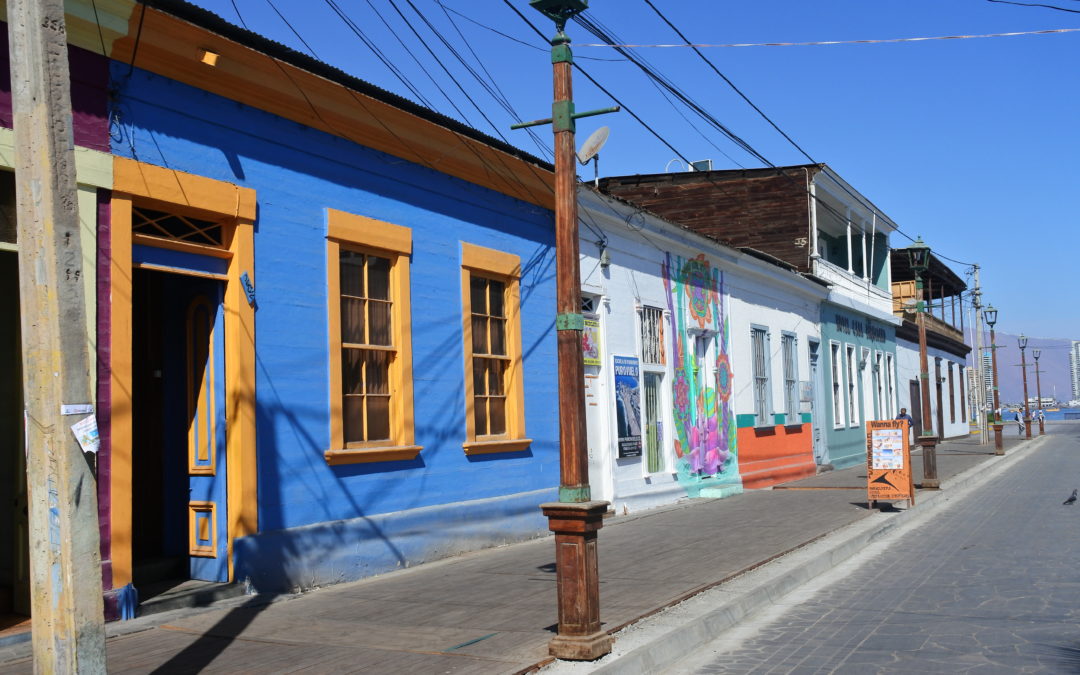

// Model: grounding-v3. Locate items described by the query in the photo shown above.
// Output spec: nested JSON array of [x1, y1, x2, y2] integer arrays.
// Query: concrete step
[[137, 579, 245, 618]]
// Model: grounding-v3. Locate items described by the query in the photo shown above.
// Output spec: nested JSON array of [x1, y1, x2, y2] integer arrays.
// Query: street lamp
[[908, 237, 939, 488], [517, 0, 613, 661], [984, 305, 1004, 454], [1019, 334, 1032, 439], [1033, 347, 1045, 436]]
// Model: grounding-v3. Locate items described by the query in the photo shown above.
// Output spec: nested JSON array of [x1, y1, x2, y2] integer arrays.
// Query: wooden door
[[184, 287, 229, 582], [909, 380, 923, 438]]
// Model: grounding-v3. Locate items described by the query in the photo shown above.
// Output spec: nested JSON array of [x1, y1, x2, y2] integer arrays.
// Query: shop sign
[[866, 419, 914, 506]]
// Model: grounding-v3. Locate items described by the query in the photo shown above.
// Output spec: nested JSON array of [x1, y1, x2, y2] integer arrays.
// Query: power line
[[573, 12, 774, 167], [436, 2, 625, 62], [434, 2, 551, 159], [641, 0, 816, 165], [504, 0, 975, 268], [570, 26, 1080, 47], [404, 0, 552, 160], [637, 0, 976, 267], [986, 0, 1080, 13], [242, 0, 552, 207]]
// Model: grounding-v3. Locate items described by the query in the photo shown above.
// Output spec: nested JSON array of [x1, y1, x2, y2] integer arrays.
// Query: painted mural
[[662, 253, 739, 490]]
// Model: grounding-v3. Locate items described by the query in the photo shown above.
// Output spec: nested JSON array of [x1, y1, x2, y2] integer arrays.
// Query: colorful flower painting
[[662, 252, 738, 488]]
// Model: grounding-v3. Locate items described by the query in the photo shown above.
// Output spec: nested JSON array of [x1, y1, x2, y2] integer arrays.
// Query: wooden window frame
[[325, 209, 420, 465], [460, 242, 531, 455]]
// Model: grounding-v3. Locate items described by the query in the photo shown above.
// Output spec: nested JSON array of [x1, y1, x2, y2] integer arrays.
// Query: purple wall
[[96, 190, 112, 593], [0, 32, 110, 151]]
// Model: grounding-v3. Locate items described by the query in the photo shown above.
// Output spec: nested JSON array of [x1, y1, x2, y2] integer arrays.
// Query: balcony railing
[[813, 257, 891, 312]]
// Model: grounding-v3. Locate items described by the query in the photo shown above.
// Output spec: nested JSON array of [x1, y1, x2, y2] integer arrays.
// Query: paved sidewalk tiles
[[0, 432, 1027, 674]]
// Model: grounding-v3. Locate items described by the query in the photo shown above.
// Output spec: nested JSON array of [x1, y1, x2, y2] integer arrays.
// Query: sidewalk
[[0, 432, 1031, 674]]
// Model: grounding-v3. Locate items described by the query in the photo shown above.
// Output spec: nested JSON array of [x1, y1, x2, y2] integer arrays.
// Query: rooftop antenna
[[577, 125, 610, 188]]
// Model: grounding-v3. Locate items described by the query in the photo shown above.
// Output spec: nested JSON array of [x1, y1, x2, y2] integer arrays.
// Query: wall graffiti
[[662, 253, 738, 485]]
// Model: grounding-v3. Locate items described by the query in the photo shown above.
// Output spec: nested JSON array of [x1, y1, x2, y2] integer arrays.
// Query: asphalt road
[[670, 423, 1080, 674]]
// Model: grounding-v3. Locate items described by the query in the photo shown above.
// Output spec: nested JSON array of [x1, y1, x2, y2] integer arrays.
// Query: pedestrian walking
[[896, 408, 914, 444], [1016, 409, 1024, 435]]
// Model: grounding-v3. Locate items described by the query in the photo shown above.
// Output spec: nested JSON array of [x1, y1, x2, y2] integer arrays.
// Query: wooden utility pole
[[512, 0, 617, 661], [8, 0, 106, 670]]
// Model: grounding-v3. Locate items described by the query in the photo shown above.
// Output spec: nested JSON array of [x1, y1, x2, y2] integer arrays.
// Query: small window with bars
[[752, 328, 770, 425], [340, 249, 394, 445], [640, 306, 665, 366], [782, 334, 797, 418], [470, 275, 508, 438]]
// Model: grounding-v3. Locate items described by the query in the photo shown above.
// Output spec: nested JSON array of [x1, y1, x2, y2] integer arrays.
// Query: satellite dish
[[577, 126, 610, 165]]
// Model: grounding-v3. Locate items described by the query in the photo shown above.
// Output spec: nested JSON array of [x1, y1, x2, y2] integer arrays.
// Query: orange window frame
[[325, 209, 420, 465], [460, 242, 530, 455]]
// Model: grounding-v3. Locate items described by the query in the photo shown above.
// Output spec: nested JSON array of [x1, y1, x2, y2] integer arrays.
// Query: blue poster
[[613, 355, 642, 458]]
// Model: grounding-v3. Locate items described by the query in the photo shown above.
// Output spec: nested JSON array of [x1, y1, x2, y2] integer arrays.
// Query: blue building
[[26, 0, 562, 608]]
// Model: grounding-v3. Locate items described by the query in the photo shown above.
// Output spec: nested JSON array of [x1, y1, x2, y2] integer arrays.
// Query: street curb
[[542, 435, 1046, 674]]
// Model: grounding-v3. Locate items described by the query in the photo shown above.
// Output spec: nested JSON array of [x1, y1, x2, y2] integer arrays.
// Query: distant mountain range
[[968, 331, 1075, 406]]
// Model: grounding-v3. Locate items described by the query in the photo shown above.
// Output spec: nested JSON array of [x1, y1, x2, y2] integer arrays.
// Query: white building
[[891, 249, 971, 440], [1071, 341, 1080, 401], [578, 187, 827, 514]]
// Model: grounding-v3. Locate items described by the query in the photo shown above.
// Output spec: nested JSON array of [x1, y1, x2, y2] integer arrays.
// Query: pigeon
[[1065, 489, 1077, 506]]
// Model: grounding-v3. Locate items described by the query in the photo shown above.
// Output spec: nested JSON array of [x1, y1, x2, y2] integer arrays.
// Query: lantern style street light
[[908, 237, 938, 488], [984, 305, 1004, 454], [1033, 348, 1045, 436], [1019, 334, 1032, 439]]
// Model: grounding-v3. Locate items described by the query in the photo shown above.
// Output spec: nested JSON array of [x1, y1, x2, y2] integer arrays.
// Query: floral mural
[[662, 253, 739, 488]]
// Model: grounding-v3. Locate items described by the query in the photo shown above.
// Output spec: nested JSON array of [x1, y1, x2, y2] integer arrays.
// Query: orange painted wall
[[736, 424, 816, 489]]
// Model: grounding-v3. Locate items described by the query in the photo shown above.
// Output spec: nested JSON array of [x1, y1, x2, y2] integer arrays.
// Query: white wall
[[578, 189, 826, 514], [726, 266, 822, 430], [896, 337, 970, 440]]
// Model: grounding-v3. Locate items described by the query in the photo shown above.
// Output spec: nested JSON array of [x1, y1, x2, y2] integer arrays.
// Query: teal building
[[819, 303, 899, 469]]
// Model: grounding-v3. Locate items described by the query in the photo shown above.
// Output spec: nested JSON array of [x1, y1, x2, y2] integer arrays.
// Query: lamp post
[[1019, 334, 1032, 439], [1033, 347, 1045, 436], [908, 237, 939, 488], [514, 0, 615, 661], [984, 305, 1004, 454]]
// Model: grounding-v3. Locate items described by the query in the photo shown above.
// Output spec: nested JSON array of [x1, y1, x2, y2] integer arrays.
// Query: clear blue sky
[[188, 0, 1079, 339]]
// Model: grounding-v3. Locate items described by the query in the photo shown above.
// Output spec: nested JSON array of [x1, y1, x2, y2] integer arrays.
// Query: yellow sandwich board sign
[[866, 420, 914, 507]]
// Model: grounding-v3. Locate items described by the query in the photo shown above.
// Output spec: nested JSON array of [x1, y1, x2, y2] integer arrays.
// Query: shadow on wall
[[233, 349, 554, 595]]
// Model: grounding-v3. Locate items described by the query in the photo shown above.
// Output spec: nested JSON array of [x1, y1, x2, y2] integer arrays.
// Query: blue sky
[[189, 0, 1079, 339]]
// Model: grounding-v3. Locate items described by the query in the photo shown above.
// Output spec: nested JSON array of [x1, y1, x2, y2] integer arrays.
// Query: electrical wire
[[500, 0, 695, 170], [435, 2, 551, 159], [244, 0, 552, 206], [570, 26, 1080, 48], [573, 12, 773, 167], [638, 3, 977, 266], [986, 0, 1080, 13], [641, 0, 816, 166], [407, 0, 553, 161], [436, 2, 625, 62]]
